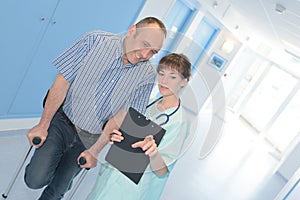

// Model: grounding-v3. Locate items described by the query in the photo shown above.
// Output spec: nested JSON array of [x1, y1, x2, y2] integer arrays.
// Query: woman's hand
[[131, 135, 158, 157], [108, 129, 124, 144]]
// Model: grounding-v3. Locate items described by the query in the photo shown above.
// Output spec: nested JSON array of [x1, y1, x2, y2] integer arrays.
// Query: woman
[[87, 53, 192, 200]]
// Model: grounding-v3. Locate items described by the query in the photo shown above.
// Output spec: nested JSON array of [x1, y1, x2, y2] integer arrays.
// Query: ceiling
[[199, 0, 300, 59]]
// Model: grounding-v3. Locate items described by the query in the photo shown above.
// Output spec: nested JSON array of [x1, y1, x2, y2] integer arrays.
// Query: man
[[24, 17, 166, 200]]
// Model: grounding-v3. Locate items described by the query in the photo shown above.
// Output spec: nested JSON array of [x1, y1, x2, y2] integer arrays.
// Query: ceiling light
[[282, 40, 300, 60], [221, 40, 235, 53], [275, 3, 286, 14], [212, 1, 218, 8]]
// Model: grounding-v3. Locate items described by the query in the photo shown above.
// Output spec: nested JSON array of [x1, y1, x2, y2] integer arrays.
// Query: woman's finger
[[112, 129, 122, 135], [111, 134, 124, 142], [145, 144, 157, 156], [132, 140, 145, 148], [142, 138, 155, 150]]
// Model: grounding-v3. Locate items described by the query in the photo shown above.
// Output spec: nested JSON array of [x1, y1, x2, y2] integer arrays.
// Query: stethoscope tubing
[[146, 96, 180, 126]]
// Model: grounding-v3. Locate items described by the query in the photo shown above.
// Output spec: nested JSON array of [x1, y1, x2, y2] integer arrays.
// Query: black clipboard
[[105, 107, 166, 184]]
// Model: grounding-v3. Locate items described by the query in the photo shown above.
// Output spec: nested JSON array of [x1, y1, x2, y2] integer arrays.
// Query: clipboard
[[105, 107, 166, 184]]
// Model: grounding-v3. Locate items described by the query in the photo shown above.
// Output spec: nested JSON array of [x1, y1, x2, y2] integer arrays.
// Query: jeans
[[24, 109, 86, 200]]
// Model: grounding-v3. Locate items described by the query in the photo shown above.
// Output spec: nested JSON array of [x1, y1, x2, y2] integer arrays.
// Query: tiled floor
[[0, 110, 287, 200]]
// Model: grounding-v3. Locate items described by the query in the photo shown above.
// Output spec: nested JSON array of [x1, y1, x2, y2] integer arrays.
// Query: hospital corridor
[[1, 0, 300, 199]]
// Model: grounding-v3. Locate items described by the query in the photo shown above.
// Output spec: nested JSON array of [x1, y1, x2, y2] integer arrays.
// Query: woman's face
[[157, 68, 187, 97]]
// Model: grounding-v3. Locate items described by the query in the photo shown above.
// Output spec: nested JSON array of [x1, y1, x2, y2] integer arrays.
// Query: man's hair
[[136, 17, 167, 37], [158, 53, 192, 81]]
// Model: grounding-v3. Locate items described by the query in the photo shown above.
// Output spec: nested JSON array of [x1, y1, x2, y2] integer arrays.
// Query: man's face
[[123, 24, 165, 65]]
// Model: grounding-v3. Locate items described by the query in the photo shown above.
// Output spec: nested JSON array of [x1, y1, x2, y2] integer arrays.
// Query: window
[[265, 86, 300, 152], [240, 66, 298, 131]]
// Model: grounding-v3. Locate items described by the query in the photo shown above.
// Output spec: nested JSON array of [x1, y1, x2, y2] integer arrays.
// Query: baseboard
[[0, 118, 40, 131]]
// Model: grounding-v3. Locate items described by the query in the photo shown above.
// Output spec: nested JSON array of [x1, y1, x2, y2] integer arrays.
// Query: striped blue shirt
[[53, 30, 156, 134]]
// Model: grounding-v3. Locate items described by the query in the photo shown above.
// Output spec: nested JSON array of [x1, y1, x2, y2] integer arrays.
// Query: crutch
[[2, 137, 41, 199], [65, 157, 90, 200]]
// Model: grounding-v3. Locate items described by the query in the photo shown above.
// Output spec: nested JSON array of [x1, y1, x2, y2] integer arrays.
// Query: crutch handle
[[32, 137, 41, 145], [78, 157, 90, 170]]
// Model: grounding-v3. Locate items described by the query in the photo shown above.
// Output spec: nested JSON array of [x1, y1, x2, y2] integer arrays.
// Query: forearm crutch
[[1, 137, 41, 199], [65, 157, 90, 200]]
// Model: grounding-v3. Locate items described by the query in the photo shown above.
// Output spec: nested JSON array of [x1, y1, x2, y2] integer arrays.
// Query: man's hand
[[132, 135, 158, 157], [77, 150, 98, 169], [26, 124, 48, 148]]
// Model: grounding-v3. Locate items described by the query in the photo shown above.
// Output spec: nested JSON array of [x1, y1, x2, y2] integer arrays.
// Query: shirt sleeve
[[52, 32, 96, 83], [159, 118, 190, 172]]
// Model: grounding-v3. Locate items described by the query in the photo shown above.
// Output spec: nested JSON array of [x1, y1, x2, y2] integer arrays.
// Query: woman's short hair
[[157, 53, 191, 81]]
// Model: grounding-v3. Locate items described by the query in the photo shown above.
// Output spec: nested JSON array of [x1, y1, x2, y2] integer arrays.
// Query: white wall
[[137, 0, 175, 21], [276, 135, 300, 180]]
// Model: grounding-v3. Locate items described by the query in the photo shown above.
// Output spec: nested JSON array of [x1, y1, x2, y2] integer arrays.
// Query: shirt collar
[[115, 34, 125, 59]]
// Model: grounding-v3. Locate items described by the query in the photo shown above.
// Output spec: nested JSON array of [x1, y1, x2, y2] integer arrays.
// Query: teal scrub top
[[87, 98, 190, 200]]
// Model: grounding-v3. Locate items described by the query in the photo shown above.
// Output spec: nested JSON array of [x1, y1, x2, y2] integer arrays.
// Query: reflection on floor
[[0, 111, 287, 200]]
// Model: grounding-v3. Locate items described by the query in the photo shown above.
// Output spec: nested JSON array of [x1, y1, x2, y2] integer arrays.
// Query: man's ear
[[127, 25, 137, 36]]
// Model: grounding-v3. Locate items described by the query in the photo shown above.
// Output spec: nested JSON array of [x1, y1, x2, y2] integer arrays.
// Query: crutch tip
[[2, 193, 8, 199]]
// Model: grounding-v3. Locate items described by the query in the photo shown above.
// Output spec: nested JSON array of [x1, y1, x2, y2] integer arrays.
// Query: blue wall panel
[[0, 0, 146, 119], [0, 0, 60, 117]]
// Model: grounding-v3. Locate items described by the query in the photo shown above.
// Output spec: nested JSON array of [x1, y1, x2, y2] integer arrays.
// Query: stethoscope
[[146, 96, 181, 126]]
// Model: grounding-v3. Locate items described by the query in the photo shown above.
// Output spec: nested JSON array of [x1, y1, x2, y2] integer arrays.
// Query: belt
[[58, 107, 106, 132], [58, 107, 75, 127]]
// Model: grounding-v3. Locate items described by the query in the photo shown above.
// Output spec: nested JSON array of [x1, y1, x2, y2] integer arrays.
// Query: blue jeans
[[24, 109, 86, 200]]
